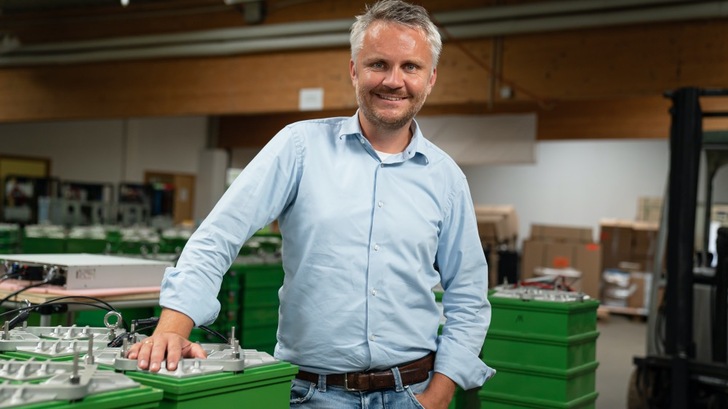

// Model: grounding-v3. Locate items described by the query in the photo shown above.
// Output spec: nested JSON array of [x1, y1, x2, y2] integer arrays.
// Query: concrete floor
[[596, 314, 648, 409]]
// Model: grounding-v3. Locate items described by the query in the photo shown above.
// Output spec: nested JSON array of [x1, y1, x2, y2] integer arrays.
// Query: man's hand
[[414, 372, 457, 409], [125, 308, 207, 372]]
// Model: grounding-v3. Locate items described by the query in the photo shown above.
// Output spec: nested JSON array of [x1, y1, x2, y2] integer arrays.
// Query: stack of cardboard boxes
[[599, 219, 660, 310], [474, 205, 518, 288], [521, 224, 603, 298]]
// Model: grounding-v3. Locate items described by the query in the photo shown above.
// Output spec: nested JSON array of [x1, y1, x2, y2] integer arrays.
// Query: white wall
[[0, 117, 208, 184], [464, 139, 728, 249], [123, 117, 209, 181]]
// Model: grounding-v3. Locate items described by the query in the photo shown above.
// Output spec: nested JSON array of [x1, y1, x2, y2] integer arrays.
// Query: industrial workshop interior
[[1, 0, 728, 408]]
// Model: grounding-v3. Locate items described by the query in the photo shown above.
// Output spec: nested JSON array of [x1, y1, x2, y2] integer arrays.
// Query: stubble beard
[[357, 87, 427, 132]]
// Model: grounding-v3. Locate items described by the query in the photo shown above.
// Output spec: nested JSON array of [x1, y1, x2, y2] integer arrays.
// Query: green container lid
[[123, 361, 297, 409], [489, 295, 599, 337], [479, 390, 598, 409]]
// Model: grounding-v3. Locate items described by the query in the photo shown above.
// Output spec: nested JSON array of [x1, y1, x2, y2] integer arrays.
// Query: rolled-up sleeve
[[159, 127, 302, 326], [434, 176, 496, 390]]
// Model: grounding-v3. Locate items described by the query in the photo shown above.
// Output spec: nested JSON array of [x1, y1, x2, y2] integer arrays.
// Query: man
[[128, 1, 494, 407]]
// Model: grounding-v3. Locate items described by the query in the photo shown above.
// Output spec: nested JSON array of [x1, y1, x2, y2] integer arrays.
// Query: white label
[[76, 268, 96, 280], [299, 88, 324, 111]]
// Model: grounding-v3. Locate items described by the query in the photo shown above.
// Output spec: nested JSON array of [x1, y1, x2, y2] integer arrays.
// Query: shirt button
[[377, 201, 383, 208], [371, 289, 377, 296], [370, 335, 376, 341], [373, 244, 379, 251]]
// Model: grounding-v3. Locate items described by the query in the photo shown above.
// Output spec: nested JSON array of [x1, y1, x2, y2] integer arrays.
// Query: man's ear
[[350, 59, 358, 84]]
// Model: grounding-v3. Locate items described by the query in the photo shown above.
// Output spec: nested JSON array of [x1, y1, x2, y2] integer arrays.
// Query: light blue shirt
[[160, 113, 495, 389]]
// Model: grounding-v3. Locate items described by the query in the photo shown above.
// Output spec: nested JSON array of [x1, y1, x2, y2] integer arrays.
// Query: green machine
[[480, 287, 600, 409]]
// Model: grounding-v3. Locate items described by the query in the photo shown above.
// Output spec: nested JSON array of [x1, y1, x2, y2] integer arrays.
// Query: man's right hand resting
[[126, 308, 207, 372]]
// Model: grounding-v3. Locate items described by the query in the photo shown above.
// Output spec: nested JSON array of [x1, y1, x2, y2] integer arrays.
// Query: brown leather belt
[[295, 353, 434, 392]]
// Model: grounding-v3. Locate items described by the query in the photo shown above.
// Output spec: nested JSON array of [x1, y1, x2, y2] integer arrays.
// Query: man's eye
[[405, 64, 417, 71], [372, 62, 385, 69]]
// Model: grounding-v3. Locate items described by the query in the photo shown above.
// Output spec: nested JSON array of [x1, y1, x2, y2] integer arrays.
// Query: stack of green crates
[[65, 226, 112, 254], [207, 258, 284, 355], [0, 223, 20, 254], [22, 224, 67, 253], [114, 227, 161, 255], [158, 226, 194, 254], [480, 289, 600, 409]]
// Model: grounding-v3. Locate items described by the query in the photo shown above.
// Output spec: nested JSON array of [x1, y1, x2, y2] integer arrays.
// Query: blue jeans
[[290, 368, 432, 408]]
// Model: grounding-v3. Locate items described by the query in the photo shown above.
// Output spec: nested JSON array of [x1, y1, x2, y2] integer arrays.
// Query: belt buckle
[[343, 374, 363, 392]]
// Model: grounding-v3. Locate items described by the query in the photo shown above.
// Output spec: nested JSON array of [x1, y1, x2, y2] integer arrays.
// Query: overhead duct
[[1, 0, 727, 66]]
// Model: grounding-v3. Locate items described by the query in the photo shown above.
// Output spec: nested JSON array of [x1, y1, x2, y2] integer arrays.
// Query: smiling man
[[128, 1, 494, 408]]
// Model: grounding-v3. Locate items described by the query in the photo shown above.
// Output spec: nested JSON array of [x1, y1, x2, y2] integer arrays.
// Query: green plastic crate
[[479, 390, 598, 409], [242, 306, 279, 328], [159, 237, 187, 254], [65, 238, 109, 254], [449, 387, 480, 409], [482, 360, 598, 402], [21, 237, 66, 254], [212, 261, 283, 348], [483, 329, 598, 370], [123, 361, 298, 409], [489, 296, 599, 337]]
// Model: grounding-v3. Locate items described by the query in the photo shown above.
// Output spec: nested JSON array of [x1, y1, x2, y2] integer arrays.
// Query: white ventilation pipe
[[1, 0, 726, 66]]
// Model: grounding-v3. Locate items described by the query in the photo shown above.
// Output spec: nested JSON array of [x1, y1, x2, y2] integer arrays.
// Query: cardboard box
[[575, 242, 602, 299], [631, 222, 659, 256], [530, 224, 593, 243], [544, 242, 576, 268], [477, 214, 508, 247], [600, 219, 634, 270], [628, 272, 652, 309], [636, 196, 663, 223], [475, 205, 519, 248], [520, 237, 602, 298], [521, 239, 546, 280]]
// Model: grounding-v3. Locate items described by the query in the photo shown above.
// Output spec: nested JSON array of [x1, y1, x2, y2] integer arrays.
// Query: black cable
[[111, 317, 229, 345], [1, 301, 118, 331], [0, 295, 117, 328], [0, 272, 22, 283], [35, 295, 117, 313], [199, 325, 228, 343], [108, 324, 158, 347], [0, 301, 115, 318]]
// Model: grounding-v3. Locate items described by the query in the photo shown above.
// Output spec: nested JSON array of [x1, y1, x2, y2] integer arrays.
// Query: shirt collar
[[338, 111, 430, 165]]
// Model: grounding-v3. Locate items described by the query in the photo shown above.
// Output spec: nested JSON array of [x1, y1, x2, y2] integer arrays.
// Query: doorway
[[144, 171, 195, 225]]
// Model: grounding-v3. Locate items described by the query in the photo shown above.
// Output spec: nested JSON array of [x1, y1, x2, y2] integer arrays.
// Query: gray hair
[[350, 0, 442, 69]]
